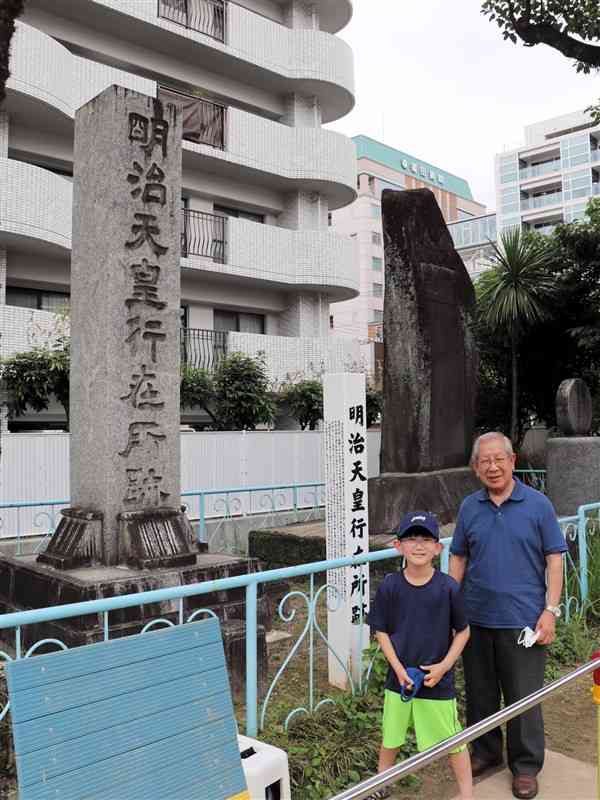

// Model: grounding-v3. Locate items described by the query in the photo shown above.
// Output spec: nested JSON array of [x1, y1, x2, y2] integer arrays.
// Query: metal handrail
[[330, 656, 600, 800]]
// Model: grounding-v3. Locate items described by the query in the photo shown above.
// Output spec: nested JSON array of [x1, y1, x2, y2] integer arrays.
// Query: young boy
[[367, 510, 473, 800]]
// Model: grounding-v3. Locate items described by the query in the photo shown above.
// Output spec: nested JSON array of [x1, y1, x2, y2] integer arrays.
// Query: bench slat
[[6, 619, 220, 691], [14, 665, 231, 753], [10, 641, 224, 723], [18, 690, 234, 786], [7, 617, 248, 800], [24, 724, 243, 800]]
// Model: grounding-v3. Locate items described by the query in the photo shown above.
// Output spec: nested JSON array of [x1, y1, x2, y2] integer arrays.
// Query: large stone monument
[[369, 189, 480, 532], [39, 86, 194, 571], [547, 378, 600, 515], [0, 88, 267, 669]]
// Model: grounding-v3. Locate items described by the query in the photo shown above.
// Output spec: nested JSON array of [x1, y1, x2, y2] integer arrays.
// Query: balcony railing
[[519, 158, 561, 180], [180, 327, 228, 371], [521, 191, 563, 211], [158, 0, 226, 42], [181, 209, 227, 261]]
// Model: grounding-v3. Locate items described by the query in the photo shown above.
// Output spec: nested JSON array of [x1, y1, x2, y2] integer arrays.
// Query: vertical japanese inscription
[[118, 108, 171, 507]]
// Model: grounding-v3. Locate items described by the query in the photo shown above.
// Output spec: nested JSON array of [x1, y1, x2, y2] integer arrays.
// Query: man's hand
[[395, 665, 413, 688], [420, 662, 448, 688], [535, 610, 556, 645]]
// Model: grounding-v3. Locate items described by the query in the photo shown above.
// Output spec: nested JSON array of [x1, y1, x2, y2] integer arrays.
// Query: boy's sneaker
[[365, 789, 392, 800]]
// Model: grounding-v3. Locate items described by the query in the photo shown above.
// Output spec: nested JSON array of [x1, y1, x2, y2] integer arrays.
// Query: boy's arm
[[420, 625, 470, 688], [376, 630, 412, 688]]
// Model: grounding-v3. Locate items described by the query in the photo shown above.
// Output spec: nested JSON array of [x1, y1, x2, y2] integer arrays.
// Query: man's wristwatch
[[545, 604, 561, 618]]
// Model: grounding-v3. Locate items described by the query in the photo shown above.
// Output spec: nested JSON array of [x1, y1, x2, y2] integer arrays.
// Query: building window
[[214, 309, 265, 334], [6, 287, 69, 313], [368, 176, 376, 194], [372, 257, 383, 271], [329, 314, 334, 329], [563, 169, 591, 201], [499, 152, 518, 184], [328, 212, 333, 227], [372, 283, 383, 298], [372, 231, 382, 246], [561, 134, 591, 169], [214, 204, 265, 224], [371, 310, 384, 323]]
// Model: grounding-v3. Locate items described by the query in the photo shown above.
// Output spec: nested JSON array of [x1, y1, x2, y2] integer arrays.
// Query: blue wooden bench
[[5, 617, 250, 800]]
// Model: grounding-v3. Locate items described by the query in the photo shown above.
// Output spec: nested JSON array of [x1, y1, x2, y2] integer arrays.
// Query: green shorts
[[382, 690, 465, 754]]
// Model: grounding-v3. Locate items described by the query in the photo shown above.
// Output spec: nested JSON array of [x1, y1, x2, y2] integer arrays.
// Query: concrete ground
[[451, 750, 597, 800]]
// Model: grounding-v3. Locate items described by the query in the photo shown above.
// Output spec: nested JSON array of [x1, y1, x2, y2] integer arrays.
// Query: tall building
[[1, 0, 361, 427], [449, 108, 600, 287], [330, 136, 485, 340], [496, 109, 600, 235], [447, 212, 497, 282]]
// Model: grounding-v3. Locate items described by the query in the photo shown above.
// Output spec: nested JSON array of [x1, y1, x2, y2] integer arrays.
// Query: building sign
[[400, 157, 445, 186], [323, 373, 370, 689]]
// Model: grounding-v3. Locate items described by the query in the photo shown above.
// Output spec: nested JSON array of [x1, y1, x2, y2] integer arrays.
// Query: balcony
[[28, 0, 354, 123], [519, 158, 561, 181], [521, 191, 563, 211], [182, 214, 359, 301], [158, 0, 225, 42], [181, 209, 227, 262], [6, 22, 155, 121], [0, 159, 71, 254], [180, 327, 227, 370], [182, 107, 357, 209]]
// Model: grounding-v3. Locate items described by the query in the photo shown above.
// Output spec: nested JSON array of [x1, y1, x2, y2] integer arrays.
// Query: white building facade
[[447, 212, 497, 283], [1, 0, 362, 426], [496, 109, 600, 236], [330, 136, 485, 341]]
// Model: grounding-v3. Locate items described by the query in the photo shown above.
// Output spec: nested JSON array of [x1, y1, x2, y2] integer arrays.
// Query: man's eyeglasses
[[478, 456, 509, 468]]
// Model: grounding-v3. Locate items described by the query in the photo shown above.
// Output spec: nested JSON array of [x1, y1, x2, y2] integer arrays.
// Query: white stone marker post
[[323, 372, 370, 690]]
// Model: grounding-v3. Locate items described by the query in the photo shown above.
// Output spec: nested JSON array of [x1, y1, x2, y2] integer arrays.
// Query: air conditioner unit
[[238, 734, 292, 800]]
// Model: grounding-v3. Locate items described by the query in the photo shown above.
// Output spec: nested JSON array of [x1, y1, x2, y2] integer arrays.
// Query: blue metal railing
[[0, 500, 592, 739], [0, 482, 326, 554]]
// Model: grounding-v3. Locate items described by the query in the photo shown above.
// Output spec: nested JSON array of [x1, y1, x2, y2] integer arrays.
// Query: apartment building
[[1, 0, 361, 427], [448, 212, 497, 283], [496, 109, 600, 235], [330, 135, 485, 340]]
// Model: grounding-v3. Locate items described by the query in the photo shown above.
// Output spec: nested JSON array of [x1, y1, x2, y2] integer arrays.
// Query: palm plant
[[476, 227, 557, 443]]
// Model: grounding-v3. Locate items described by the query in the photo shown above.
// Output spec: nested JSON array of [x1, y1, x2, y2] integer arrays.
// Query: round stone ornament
[[556, 378, 592, 436]]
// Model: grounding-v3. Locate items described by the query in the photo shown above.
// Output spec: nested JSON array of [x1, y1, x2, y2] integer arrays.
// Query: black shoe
[[471, 755, 503, 778]]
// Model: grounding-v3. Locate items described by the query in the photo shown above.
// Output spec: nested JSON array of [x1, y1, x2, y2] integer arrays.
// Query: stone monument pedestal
[[368, 468, 480, 534], [0, 552, 269, 696], [547, 438, 600, 517]]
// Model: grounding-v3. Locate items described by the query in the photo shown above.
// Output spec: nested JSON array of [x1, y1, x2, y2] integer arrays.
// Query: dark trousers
[[462, 625, 546, 776]]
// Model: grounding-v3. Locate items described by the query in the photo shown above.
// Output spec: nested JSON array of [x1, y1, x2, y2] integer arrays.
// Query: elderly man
[[449, 432, 566, 800]]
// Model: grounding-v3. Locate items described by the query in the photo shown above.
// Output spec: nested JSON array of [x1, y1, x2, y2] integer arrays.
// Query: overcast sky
[[327, 0, 599, 212]]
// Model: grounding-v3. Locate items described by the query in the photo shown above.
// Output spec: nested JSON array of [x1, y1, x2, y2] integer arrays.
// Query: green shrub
[[281, 380, 323, 430]]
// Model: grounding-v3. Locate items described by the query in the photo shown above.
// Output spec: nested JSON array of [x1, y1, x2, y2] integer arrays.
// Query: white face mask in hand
[[518, 627, 540, 648]]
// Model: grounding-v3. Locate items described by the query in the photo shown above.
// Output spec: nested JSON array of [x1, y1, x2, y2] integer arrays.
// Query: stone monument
[[0, 88, 267, 672], [369, 189, 480, 532], [39, 85, 194, 571], [547, 378, 600, 515]]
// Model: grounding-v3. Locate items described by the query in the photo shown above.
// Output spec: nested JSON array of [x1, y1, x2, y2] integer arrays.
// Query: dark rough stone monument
[[547, 378, 600, 516], [0, 88, 267, 688], [369, 189, 480, 532]]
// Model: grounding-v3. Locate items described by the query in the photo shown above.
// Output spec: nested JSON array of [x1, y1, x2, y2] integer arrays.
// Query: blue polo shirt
[[450, 479, 567, 629]]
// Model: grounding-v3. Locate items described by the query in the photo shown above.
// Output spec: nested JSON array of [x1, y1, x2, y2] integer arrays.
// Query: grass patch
[[261, 692, 419, 800]]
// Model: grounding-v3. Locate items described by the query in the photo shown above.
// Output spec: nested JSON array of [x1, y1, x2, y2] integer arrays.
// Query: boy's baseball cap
[[395, 511, 439, 541]]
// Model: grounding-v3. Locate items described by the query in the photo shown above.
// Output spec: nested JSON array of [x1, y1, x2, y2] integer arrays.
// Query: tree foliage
[[212, 352, 276, 431], [482, 1, 600, 72], [1, 337, 70, 425], [474, 201, 600, 437], [0, 0, 25, 107], [476, 227, 556, 442], [281, 379, 323, 430], [366, 384, 383, 428]]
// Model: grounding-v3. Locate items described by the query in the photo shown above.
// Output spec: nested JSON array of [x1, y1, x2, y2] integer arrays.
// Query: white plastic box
[[238, 734, 292, 800]]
